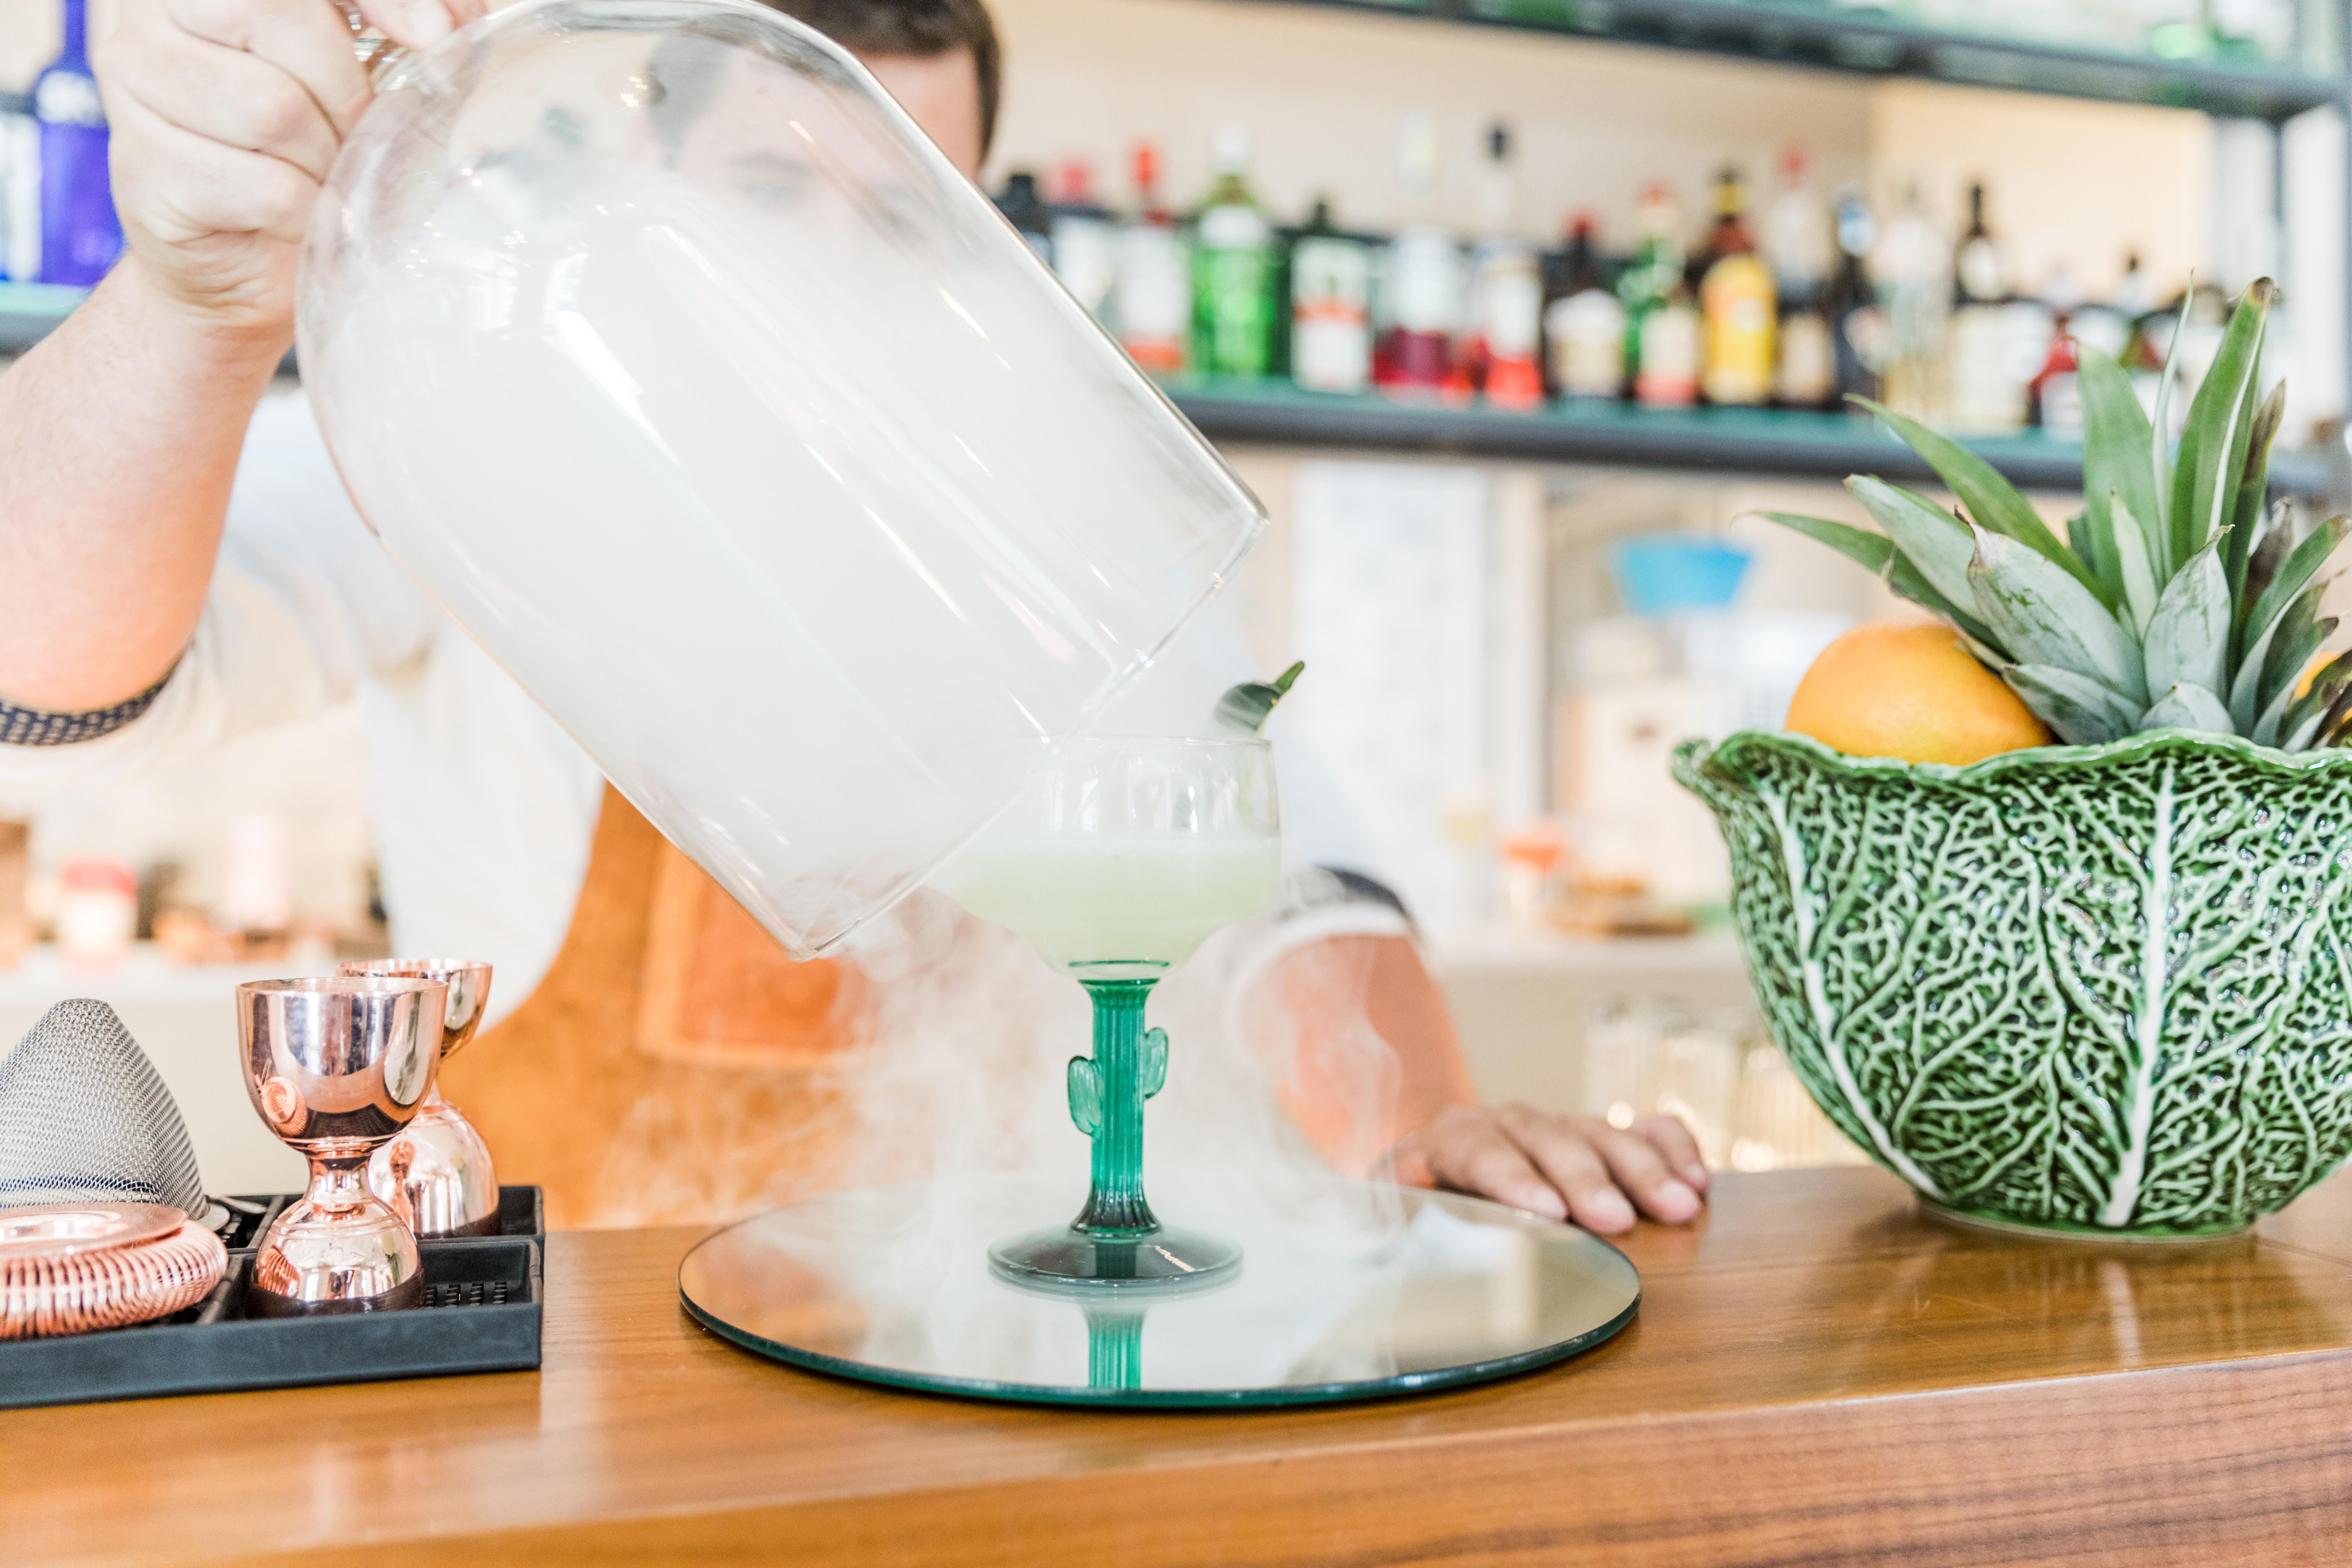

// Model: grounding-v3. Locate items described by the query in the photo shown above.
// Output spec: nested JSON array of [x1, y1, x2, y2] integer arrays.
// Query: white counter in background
[[1429, 928, 1759, 1116], [0, 945, 324, 1195]]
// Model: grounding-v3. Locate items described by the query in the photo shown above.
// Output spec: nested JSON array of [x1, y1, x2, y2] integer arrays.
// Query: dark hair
[[762, 0, 1001, 157]]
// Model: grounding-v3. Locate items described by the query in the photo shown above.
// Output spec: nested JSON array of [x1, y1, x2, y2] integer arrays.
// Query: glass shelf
[[1166, 375, 2334, 496], [1248, 0, 2345, 120], [0, 281, 87, 355], [4, 287, 2324, 497]]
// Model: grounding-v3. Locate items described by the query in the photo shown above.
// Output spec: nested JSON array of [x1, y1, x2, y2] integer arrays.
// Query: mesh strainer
[[0, 1000, 206, 1217]]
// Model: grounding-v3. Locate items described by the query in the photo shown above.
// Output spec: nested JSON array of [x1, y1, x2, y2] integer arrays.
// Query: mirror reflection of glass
[[678, 1174, 1640, 1406]]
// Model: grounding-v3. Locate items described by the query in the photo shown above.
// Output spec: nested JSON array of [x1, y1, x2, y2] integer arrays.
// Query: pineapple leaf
[[2109, 495, 2162, 637], [1847, 477, 1977, 611], [2147, 290, 2194, 559], [2242, 500, 2288, 611], [2275, 650, 2352, 752], [1884, 551, 2003, 653], [2258, 582, 2333, 717], [2241, 514, 2348, 654], [2231, 614, 2282, 732], [2317, 673, 2352, 749], [2141, 682, 2234, 735], [2224, 379, 2287, 598], [1968, 527, 2148, 705], [1754, 511, 1893, 576], [2065, 510, 2122, 609], [1853, 396, 2101, 596], [2004, 664, 2142, 745], [1212, 660, 1305, 735], [2078, 345, 2164, 586], [2141, 534, 2231, 702], [2169, 279, 2274, 569]]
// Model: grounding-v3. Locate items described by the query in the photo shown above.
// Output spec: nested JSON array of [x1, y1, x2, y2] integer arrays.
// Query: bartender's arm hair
[[769, 0, 1001, 157]]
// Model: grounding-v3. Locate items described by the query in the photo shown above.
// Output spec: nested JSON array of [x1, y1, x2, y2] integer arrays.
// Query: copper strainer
[[0, 1001, 227, 1337], [0, 1203, 226, 1339]]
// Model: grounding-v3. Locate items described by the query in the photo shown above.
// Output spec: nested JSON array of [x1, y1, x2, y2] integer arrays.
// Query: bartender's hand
[[1247, 932, 1708, 1235], [1388, 1106, 1708, 1234], [98, 0, 483, 336]]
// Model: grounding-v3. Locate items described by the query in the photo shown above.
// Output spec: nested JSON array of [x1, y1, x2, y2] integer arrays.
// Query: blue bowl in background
[[1609, 534, 1753, 616]]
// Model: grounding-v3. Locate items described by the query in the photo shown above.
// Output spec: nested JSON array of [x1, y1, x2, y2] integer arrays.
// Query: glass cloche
[[298, 0, 1265, 956]]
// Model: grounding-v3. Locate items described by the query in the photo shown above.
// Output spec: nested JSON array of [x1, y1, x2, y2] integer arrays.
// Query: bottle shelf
[[6, 284, 2326, 497], [1243, 0, 2345, 121], [1166, 374, 2336, 495]]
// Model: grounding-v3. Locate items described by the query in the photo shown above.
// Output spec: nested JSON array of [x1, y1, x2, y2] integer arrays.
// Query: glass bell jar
[[297, 0, 1265, 956]]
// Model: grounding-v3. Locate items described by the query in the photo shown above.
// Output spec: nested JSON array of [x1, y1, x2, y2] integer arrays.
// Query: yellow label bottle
[[1702, 250, 1776, 406]]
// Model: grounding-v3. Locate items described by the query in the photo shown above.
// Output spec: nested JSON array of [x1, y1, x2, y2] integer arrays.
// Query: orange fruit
[[1786, 621, 2052, 765]]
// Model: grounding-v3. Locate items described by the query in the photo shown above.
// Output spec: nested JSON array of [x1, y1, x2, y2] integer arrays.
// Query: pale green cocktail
[[954, 735, 1281, 1292]]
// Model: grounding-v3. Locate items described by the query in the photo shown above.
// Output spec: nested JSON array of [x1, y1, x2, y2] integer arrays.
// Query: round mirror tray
[[678, 1171, 1640, 1408]]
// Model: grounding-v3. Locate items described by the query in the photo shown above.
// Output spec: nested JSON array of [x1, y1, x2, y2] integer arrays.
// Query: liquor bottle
[[1766, 148, 1834, 409], [1946, 180, 2023, 432], [1820, 186, 1885, 408], [2065, 254, 2135, 367], [1696, 167, 1775, 407], [1047, 161, 1116, 321], [1872, 180, 1951, 422], [1112, 142, 1190, 376], [33, 0, 120, 286], [1189, 123, 1277, 380], [1542, 213, 1625, 400], [1381, 111, 1464, 396], [2029, 263, 2085, 435], [1764, 147, 1829, 306], [994, 171, 1054, 264], [0, 93, 36, 282], [1289, 197, 1373, 395], [1620, 182, 1698, 408], [1469, 122, 1542, 409]]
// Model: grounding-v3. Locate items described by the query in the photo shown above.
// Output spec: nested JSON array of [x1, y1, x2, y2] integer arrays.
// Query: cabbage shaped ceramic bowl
[[1673, 729, 2352, 1238]]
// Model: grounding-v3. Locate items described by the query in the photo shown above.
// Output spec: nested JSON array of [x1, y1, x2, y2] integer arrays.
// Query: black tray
[[0, 1185, 547, 1410], [209, 1183, 544, 1250]]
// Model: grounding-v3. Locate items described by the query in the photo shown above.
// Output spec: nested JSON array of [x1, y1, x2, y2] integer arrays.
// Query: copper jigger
[[341, 959, 498, 1238], [238, 976, 444, 1315]]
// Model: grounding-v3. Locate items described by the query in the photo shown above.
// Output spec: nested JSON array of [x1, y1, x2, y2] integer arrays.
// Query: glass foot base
[[988, 1226, 1241, 1293]]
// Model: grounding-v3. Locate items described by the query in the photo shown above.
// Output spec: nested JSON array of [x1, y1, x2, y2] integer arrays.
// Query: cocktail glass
[[237, 976, 444, 1315], [953, 736, 1281, 1290], [340, 959, 498, 1237]]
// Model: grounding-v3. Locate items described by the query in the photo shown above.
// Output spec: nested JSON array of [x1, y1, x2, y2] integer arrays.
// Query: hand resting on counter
[[1248, 930, 1709, 1236], [1387, 1106, 1707, 1234]]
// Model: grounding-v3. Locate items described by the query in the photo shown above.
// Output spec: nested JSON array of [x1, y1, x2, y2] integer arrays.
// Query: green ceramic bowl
[[1673, 728, 2352, 1239]]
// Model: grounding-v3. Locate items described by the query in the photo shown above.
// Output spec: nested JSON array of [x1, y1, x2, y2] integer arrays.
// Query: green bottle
[[1190, 122, 1276, 379]]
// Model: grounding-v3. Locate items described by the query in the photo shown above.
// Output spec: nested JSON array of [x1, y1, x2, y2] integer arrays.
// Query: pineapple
[[1765, 278, 2350, 752]]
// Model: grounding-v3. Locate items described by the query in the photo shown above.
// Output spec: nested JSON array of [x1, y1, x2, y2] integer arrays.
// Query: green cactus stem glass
[[988, 977, 1243, 1289]]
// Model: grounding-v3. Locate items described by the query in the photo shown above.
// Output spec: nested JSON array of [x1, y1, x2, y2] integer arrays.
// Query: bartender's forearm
[[1253, 933, 1481, 1174], [0, 259, 283, 711]]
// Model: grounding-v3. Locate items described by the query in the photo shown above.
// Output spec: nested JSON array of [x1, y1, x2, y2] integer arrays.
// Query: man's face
[[858, 48, 985, 182]]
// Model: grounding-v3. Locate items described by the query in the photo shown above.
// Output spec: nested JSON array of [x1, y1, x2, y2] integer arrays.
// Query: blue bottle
[[34, 0, 121, 286]]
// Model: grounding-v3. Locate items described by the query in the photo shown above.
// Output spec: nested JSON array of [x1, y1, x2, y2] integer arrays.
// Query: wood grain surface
[[7, 1165, 2351, 1566]]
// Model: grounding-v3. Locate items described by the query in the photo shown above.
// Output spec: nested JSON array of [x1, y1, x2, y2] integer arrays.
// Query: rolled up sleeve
[[0, 387, 437, 798]]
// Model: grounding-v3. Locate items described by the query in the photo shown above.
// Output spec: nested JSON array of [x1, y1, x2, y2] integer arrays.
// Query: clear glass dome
[[297, 0, 1265, 956]]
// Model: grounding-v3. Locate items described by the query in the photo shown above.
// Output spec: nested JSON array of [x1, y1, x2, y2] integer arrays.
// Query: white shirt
[[0, 389, 1395, 1022]]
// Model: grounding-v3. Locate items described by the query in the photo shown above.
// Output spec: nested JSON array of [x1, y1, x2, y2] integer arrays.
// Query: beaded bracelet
[[0, 670, 174, 747]]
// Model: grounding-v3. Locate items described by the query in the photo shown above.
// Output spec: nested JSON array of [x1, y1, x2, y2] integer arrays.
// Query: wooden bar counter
[[9, 1166, 2352, 1565]]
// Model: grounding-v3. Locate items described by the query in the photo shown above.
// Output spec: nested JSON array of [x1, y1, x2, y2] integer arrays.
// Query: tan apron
[[439, 788, 865, 1228]]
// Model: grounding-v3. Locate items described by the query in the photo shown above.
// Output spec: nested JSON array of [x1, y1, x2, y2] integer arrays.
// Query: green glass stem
[[1065, 978, 1169, 1239], [1083, 1303, 1146, 1391]]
